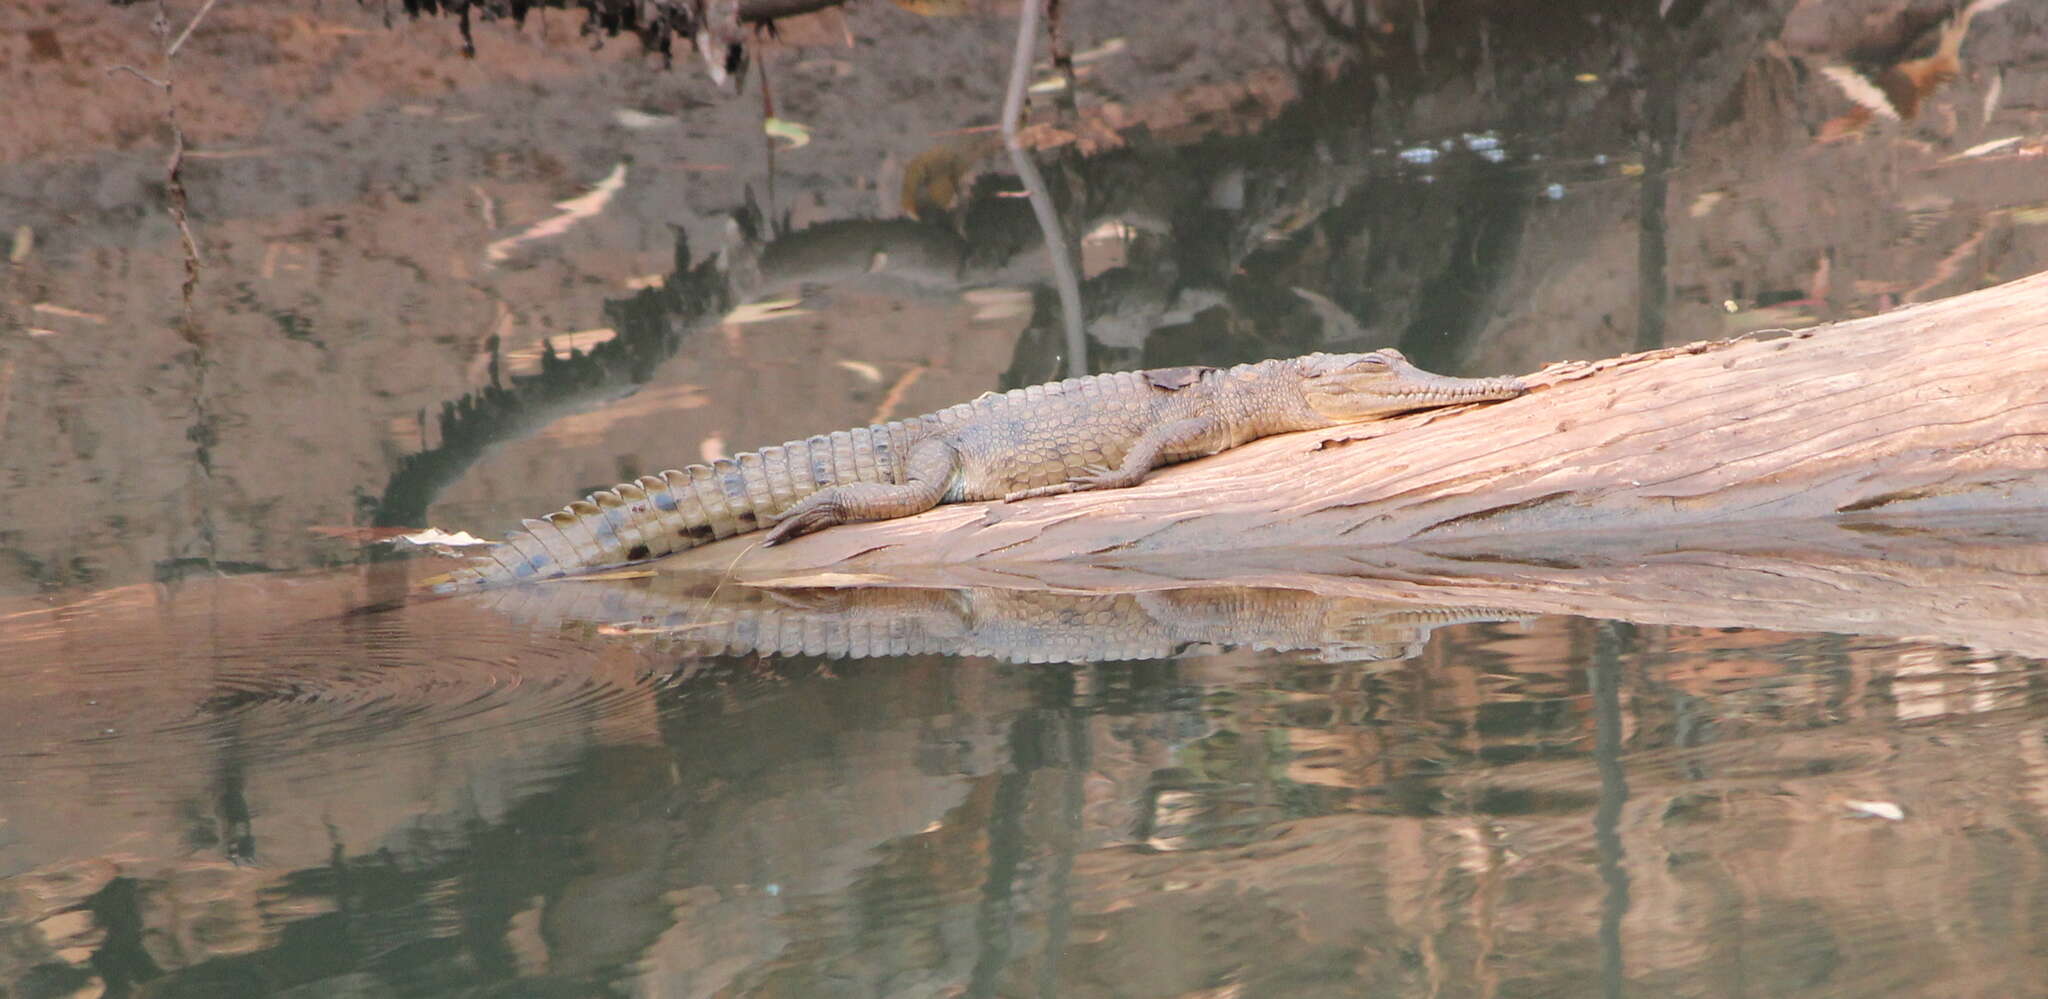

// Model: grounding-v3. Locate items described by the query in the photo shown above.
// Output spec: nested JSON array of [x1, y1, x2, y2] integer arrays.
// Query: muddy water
[[3, 556, 2045, 997], [4, 0, 2048, 995]]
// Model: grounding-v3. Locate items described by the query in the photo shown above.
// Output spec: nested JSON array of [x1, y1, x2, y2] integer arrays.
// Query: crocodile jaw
[[1299, 349, 1526, 422]]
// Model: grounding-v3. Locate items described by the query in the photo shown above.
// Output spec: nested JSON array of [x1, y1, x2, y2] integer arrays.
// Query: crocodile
[[475, 579, 1529, 665], [429, 349, 1525, 591]]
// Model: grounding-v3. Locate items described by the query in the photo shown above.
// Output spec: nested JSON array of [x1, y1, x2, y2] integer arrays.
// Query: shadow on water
[[1592, 621, 1633, 999], [366, 233, 730, 533]]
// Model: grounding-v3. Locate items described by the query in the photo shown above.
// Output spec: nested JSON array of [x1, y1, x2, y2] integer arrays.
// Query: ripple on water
[[0, 575, 684, 793]]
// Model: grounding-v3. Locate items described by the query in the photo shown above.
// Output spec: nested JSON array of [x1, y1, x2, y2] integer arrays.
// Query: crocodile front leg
[[1005, 417, 1216, 501], [763, 437, 959, 545]]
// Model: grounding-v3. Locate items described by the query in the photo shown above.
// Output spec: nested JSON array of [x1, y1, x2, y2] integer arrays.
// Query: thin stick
[[106, 64, 169, 89], [760, 51, 778, 230], [1001, 0, 1089, 379], [166, 0, 223, 59], [672, 538, 768, 643], [110, 3, 207, 316]]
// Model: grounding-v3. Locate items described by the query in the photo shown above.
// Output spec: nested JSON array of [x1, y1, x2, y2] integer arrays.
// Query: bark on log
[[651, 271, 2048, 578], [848, 513, 2048, 660]]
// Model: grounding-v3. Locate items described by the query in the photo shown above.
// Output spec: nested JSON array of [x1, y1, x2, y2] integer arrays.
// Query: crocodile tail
[[474, 584, 966, 658], [424, 421, 918, 592]]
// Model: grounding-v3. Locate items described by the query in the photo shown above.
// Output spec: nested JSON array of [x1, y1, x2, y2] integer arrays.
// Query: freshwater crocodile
[[430, 349, 1525, 590], [476, 578, 1529, 665]]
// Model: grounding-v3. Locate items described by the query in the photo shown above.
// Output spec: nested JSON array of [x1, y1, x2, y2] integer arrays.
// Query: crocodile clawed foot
[[1003, 483, 1077, 503], [1004, 465, 1136, 502], [763, 502, 843, 545], [1067, 464, 1138, 492]]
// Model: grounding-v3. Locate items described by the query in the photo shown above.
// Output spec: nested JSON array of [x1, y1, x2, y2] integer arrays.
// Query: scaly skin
[[476, 580, 1529, 665], [428, 350, 1525, 591]]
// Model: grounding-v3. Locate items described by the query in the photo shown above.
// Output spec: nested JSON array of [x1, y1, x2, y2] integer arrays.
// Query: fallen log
[[472, 510, 2048, 661], [646, 270, 2048, 577]]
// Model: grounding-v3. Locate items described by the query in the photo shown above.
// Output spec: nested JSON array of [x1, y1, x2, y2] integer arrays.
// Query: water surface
[[4, 0, 2048, 995]]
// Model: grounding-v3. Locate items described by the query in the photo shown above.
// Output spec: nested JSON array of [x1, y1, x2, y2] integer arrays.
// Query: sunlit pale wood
[[655, 270, 2048, 578]]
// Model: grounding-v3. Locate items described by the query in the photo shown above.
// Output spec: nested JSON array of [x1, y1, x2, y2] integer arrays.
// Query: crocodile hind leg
[[763, 438, 959, 545], [1005, 417, 1216, 501]]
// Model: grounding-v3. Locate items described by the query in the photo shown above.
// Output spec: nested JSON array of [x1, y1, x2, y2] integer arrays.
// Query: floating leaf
[[1945, 135, 2022, 161], [835, 359, 883, 383], [391, 528, 491, 548], [1820, 66, 1900, 119], [613, 108, 678, 130], [723, 298, 810, 325], [887, 0, 971, 15], [764, 117, 812, 149], [964, 287, 1032, 322], [1070, 38, 1128, 65], [1843, 799, 1905, 821], [30, 302, 106, 324]]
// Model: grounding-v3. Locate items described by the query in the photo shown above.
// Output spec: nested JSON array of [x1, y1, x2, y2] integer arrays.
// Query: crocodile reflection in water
[[476, 580, 1525, 664]]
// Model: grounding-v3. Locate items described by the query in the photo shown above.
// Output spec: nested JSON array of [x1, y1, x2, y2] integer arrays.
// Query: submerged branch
[[1002, 0, 1088, 378]]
